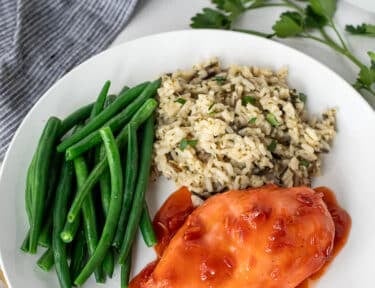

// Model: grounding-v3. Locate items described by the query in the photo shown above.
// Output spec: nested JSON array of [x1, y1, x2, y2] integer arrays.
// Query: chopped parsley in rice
[[153, 58, 336, 196]]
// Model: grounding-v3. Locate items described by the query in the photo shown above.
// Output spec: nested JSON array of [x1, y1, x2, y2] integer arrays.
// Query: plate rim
[[0, 28, 373, 286]]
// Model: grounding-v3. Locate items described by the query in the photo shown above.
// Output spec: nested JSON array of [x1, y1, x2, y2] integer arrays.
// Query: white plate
[[345, 0, 375, 12], [0, 30, 374, 287]]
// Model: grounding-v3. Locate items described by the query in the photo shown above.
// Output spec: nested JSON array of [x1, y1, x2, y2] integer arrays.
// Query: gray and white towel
[[0, 0, 139, 159]]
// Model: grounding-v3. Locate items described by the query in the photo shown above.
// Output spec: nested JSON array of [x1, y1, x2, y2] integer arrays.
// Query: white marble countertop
[[0, 0, 374, 286]]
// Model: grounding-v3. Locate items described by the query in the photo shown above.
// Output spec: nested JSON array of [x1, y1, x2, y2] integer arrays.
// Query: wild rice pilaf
[[154, 58, 336, 196]]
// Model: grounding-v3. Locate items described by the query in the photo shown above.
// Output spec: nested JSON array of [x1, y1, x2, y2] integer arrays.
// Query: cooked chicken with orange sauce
[[131, 185, 336, 288]]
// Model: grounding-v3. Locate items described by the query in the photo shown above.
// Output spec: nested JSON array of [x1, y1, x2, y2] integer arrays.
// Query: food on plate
[[20, 79, 160, 287], [17, 60, 349, 288], [130, 185, 351, 288], [154, 58, 336, 195], [153, 186, 195, 257], [62, 80, 161, 160]]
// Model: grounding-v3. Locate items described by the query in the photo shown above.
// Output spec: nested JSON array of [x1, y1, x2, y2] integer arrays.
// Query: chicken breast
[[132, 185, 335, 288]]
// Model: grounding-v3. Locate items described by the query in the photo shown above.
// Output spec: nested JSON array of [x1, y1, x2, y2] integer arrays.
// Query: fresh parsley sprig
[[191, 0, 375, 105], [346, 23, 375, 37]]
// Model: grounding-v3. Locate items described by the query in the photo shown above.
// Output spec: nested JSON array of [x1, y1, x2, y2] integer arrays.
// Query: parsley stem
[[232, 28, 273, 38], [319, 28, 363, 68], [329, 21, 348, 51], [247, 1, 303, 13], [299, 32, 364, 68], [299, 33, 331, 46], [319, 27, 341, 49], [301, 30, 364, 70], [300, 33, 343, 56], [248, 3, 291, 10], [342, 50, 364, 69]]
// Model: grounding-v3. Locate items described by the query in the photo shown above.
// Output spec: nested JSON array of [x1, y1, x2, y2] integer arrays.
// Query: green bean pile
[[21, 79, 160, 288]]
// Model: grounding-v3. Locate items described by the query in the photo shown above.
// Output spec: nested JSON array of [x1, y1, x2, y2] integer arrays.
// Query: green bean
[[38, 235, 50, 248], [60, 81, 111, 248], [25, 151, 61, 251], [44, 152, 62, 207], [65, 80, 160, 160], [69, 230, 86, 280], [97, 157, 113, 280], [118, 114, 155, 264], [98, 174, 114, 281], [97, 153, 113, 280], [96, 95, 117, 279], [57, 82, 148, 152], [113, 123, 138, 249], [59, 103, 94, 137], [20, 231, 30, 253], [60, 214, 80, 243], [38, 217, 52, 248], [120, 257, 132, 288], [89, 81, 110, 119], [52, 160, 74, 288], [37, 152, 62, 248], [97, 94, 117, 218], [105, 94, 117, 105], [102, 249, 115, 278], [120, 85, 130, 94], [73, 156, 104, 283], [87, 82, 111, 165], [25, 155, 36, 226], [66, 99, 157, 224], [140, 203, 157, 247], [37, 248, 54, 271], [21, 222, 55, 253], [30, 117, 61, 254], [61, 126, 83, 244], [114, 99, 157, 150], [67, 159, 106, 224], [99, 169, 111, 217], [74, 127, 123, 286], [25, 156, 35, 252]]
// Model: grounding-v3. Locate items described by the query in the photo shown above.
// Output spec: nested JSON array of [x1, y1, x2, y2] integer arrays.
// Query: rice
[[153, 58, 336, 196]]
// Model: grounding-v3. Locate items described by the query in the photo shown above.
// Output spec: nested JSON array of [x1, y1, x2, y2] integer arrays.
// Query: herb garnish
[[346, 23, 375, 37], [299, 159, 310, 167], [248, 117, 257, 124], [242, 95, 256, 106], [208, 103, 217, 115], [266, 113, 280, 127], [175, 98, 187, 105], [179, 139, 198, 151], [190, 0, 375, 106], [299, 93, 307, 103], [214, 76, 226, 85], [267, 140, 277, 152]]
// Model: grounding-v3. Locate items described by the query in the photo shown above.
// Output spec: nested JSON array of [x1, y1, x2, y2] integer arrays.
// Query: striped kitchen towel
[[0, 0, 138, 159]]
